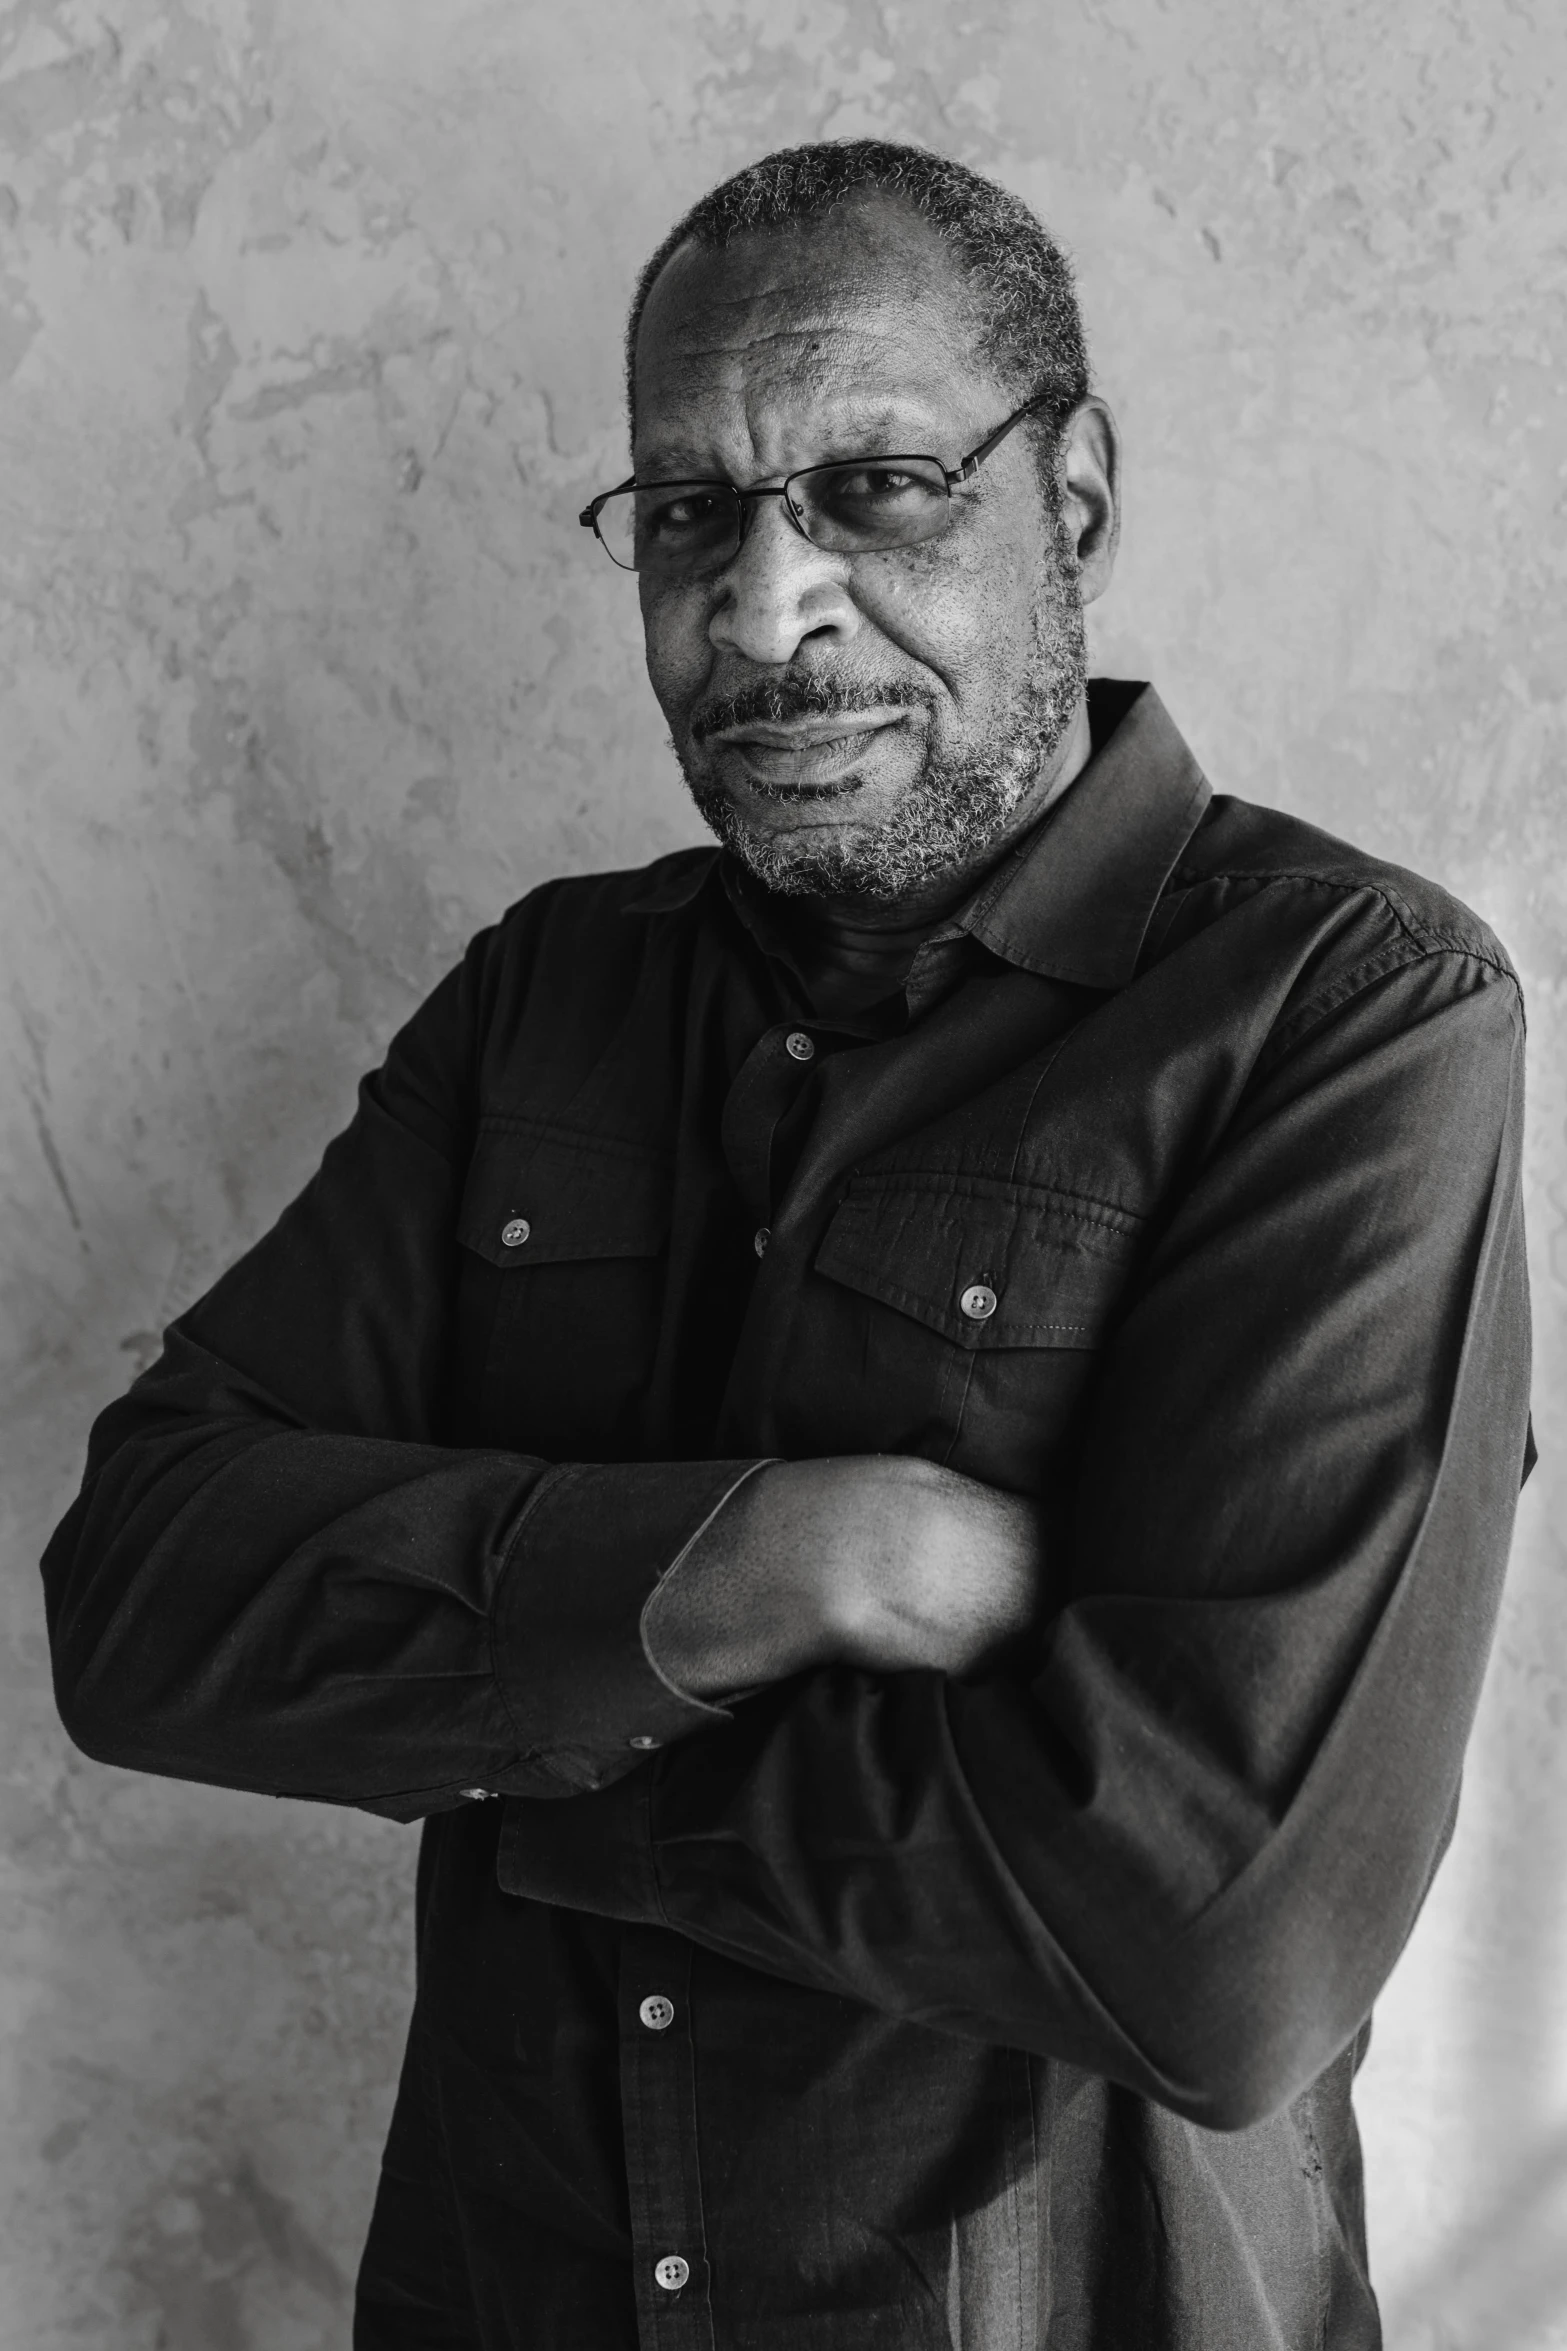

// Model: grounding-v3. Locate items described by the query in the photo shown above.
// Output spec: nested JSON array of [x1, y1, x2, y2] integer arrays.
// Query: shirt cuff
[[491, 1458, 766, 1796]]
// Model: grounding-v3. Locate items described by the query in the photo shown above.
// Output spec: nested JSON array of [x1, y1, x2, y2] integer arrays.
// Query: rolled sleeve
[[493, 1459, 768, 1794]]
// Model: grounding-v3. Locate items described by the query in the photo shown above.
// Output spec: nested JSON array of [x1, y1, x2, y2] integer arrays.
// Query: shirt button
[[460, 1787, 495, 1801], [784, 1029, 816, 1062], [959, 1282, 999, 1322], [639, 1994, 675, 2031], [628, 1734, 661, 1751], [754, 1226, 770, 1258], [500, 1217, 531, 1248], [654, 2255, 690, 2292]]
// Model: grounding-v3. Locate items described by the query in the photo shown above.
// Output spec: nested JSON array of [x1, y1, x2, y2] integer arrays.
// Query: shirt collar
[[961, 680, 1211, 989], [623, 679, 1211, 991]]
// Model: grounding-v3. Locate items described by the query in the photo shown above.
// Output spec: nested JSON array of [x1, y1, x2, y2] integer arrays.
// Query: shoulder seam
[[1260, 941, 1522, 1076], [1165, 861, 1513, 978]]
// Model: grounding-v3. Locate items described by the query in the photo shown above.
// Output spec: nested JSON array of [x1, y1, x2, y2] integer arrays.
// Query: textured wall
[[2, 2, 1564, 2344]]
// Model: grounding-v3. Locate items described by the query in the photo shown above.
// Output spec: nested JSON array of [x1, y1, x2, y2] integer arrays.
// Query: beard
[[675, 533, 1088, 901]]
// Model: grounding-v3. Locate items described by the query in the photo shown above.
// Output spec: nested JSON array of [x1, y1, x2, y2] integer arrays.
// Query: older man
[[44, 142, 1531, 2349]]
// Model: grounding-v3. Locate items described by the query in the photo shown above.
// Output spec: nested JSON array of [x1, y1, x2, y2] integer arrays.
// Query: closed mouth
[[708, 713, 912, 799], [712, 710, 906, 751]]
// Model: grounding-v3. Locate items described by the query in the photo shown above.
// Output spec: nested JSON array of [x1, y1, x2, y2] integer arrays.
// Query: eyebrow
[[635, 405, 954, 482]]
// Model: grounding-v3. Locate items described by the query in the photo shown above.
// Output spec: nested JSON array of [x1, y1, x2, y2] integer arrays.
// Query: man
[[43, 140, 1532, 2349]]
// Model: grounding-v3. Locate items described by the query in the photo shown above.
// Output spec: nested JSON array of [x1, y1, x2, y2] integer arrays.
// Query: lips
[[716, 713, 895, 750], [707, 707, 914, 794]]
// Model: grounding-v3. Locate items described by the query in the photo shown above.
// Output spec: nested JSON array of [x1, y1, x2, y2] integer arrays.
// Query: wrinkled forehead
[[632, 201, 1011, 474]]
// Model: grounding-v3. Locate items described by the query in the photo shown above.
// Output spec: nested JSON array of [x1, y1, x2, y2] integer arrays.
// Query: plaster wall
[[1, 3, 1564, 2344]]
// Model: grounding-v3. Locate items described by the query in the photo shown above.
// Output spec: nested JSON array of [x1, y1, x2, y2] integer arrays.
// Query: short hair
[[625, 139, 1091, 463]]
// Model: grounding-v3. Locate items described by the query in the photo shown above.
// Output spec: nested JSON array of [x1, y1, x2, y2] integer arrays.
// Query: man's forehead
[[633, 205, 1001, 460]]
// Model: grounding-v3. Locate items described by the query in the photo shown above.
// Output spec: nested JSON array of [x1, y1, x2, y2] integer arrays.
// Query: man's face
[[631, 197, 1110, 901]]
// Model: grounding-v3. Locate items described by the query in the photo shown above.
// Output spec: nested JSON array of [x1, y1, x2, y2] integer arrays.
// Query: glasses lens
[[792, 457, 951, 552], [594, 483, 741, 575]]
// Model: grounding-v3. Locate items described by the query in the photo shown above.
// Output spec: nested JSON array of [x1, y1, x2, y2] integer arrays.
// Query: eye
[[825, 465, 931, 507], [803, 461, 949, 543], [638, 486, 730, 541]]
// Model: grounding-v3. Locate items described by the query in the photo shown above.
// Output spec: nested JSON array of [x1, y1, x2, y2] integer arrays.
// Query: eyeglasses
[[578, 391, 1053, 578]]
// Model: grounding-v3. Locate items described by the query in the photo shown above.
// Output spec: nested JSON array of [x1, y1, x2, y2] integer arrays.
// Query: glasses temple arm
[[953, 391, 1056, 483]]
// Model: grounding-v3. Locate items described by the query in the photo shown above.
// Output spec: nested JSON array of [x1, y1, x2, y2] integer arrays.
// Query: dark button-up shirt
[[43, 682, 1533, 2350]]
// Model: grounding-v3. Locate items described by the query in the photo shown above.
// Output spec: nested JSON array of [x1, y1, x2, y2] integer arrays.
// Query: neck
[[794, 691, 1093, 940]]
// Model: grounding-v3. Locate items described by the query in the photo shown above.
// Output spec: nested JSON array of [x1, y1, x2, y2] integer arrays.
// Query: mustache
[[688, 673, 934, 745]]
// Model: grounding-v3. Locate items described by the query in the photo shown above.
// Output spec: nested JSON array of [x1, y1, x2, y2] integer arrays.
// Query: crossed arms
[[41, 907, 1533, 2129]]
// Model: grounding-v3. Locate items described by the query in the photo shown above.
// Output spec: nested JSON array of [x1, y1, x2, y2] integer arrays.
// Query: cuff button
[[628, 1734, 662, 1751]]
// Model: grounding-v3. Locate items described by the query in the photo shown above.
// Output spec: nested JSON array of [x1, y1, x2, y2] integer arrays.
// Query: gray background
[[1, 2, 1563, 2344]]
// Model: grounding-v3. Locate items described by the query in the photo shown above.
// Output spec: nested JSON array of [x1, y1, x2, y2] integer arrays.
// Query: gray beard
[[679, 556, 1087, 902]]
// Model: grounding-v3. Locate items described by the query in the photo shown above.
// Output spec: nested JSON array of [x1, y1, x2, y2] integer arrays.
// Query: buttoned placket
[[719, 1020, 829, 1230], [620, 1924, 716, 2349], [714, 921, 986, 1255]]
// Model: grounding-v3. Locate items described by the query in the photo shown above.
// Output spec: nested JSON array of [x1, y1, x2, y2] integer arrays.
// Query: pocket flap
[[458, 1124, 671, 1267], [814, 1174, 1139, 1350]]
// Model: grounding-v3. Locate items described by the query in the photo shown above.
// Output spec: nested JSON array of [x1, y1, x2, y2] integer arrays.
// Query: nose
[[707, 493, 860, 668]]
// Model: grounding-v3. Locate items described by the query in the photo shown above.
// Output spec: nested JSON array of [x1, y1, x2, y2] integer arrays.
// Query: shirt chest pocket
[[451, 1121, 671, 1457], [801, 1173, 1142, 1494]]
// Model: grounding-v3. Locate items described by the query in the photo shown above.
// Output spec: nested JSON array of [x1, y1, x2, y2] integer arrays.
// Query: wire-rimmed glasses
[[578, 391, 1053, 578]]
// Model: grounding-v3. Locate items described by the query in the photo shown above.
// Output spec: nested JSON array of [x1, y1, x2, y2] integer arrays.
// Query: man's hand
[[644, 1456, 1047, 1703]]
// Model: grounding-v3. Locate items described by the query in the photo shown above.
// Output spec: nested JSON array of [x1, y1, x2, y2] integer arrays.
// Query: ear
[[1057, 397, 1121, 604]]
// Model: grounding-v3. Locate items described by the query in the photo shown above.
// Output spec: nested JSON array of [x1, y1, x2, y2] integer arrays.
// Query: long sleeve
[[501, 949, 1532, 2125], [42, 918, 750, 1819]]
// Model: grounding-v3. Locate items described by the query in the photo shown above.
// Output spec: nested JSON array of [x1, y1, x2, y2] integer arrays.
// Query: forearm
[[643, 1454, 1049, 1701]]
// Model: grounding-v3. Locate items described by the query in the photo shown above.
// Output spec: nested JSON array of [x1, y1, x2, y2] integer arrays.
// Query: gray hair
[[625, 139, 1091, 465]]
